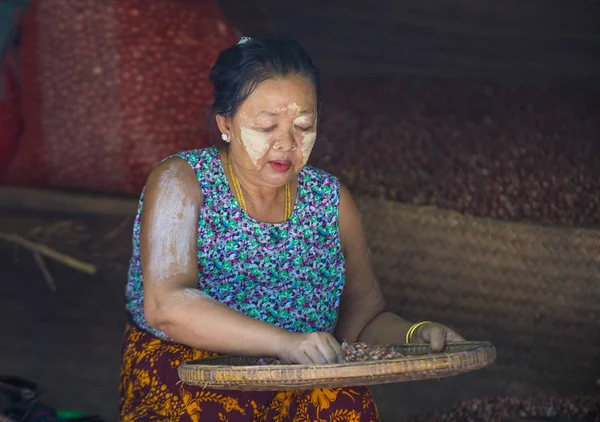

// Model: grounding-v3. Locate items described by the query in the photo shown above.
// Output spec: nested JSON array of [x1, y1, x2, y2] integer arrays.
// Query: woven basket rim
[[182, 341, 493, 369], [177, 341, 496, 390]]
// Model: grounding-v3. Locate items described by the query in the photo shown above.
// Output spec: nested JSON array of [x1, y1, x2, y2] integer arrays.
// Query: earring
[[221, 133, 229, 142]]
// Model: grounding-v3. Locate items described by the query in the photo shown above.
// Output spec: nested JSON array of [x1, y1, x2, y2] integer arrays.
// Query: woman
[[119, 36, 465, 421]]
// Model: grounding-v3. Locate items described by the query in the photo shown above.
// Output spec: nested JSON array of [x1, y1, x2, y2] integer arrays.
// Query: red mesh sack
[[0, 46, 21, 174], [4, 0, 239, 194]]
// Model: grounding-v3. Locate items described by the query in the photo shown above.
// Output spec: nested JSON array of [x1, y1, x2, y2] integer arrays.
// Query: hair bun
[[209, 37, 319, 118]]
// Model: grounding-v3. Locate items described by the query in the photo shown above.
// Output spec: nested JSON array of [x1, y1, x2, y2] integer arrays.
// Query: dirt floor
[[1, 204, 598, 422]]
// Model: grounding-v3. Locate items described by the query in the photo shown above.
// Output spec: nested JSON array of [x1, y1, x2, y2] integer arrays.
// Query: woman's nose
[[273, 131, 296, 151]]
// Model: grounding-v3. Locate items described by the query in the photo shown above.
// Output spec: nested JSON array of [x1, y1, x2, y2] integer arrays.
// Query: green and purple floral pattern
[[125, 147, 346, 341]]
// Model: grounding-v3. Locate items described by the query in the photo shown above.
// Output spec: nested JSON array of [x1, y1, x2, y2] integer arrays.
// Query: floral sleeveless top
[[125, 147, 346, 341]]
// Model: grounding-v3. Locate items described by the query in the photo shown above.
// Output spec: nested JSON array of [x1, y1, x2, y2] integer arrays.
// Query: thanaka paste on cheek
[[300, 131, 316, 166], [294, 116, 317, 166], [239, 126, 270, 166]]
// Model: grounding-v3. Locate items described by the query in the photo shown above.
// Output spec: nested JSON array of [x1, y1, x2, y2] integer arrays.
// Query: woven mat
[[356, 198, 600, 387]]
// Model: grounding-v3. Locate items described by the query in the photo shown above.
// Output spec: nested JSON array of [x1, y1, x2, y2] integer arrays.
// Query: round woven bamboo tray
[[177, 341, 496, 391]]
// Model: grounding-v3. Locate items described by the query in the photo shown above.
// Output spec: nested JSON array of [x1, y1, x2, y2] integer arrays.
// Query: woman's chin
[[260, 168, 297, 186]]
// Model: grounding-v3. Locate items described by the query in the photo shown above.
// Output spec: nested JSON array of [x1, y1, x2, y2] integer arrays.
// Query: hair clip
[[237, 36, 252, 45]]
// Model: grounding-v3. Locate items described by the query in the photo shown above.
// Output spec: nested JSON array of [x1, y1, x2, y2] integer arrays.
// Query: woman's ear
[[215, 114, 232, 140]]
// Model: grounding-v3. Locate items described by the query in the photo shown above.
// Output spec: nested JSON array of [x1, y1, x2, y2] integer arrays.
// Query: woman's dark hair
[[209, 37, 320, 119]]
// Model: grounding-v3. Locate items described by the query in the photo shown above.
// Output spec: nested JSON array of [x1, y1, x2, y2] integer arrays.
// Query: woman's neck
[[221, 150, 292, 222]]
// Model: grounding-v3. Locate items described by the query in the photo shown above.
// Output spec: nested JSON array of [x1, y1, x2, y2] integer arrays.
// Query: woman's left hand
[[412, 322, 466, 353]]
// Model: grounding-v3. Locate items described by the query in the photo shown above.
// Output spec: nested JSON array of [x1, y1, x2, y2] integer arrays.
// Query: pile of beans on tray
[[341, 341, 407, 362], [254, 342, 407, 365]]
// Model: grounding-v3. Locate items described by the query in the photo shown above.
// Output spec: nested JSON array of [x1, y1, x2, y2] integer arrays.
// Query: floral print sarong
[[119, 324, 380, 421]]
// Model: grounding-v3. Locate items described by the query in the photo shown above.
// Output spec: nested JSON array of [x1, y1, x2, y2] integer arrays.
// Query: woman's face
[[225, 74, 317, 187]]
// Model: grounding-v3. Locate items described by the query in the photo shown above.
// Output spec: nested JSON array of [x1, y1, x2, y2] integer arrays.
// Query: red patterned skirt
[[119, 324, 381, 421]]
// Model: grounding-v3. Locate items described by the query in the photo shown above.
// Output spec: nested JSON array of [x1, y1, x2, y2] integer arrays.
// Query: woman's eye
[[295, 126, 313, 132], [257, 126, 276, 133]]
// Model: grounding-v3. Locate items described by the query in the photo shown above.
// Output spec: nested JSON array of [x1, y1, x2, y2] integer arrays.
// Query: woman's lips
[[269, 160, 291, 172]]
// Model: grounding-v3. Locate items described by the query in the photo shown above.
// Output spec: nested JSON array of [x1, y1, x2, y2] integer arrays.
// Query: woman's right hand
[[277, 332, 346, 364]]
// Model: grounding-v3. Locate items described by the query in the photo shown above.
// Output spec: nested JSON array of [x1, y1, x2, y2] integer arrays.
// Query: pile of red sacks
[[0, 0, 238, 194]]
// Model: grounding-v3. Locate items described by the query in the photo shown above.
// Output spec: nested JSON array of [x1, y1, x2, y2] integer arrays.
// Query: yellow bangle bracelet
[[405, 321, 432, 344], [406, 323, 420, 343]]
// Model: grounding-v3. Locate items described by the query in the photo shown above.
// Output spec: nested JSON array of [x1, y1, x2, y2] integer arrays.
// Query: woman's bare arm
[[140, 157, 291, 357], [335, 184, 415, 344], [337, 184, 466, 350]]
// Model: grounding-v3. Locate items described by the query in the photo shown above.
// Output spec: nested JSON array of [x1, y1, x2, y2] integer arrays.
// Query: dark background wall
[[220, 0, 600, 86]]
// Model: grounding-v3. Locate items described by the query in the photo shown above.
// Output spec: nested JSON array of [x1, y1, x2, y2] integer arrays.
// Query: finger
[[429, 326, 446, 353], [415, 323, 430, 343], [446, 330, 466, 342], [326, 337, 346, 363], [288, 353, 305, 365], [304, 347, 328, 364], [317, 342, 339, 364], [297, 350, 313, 364]]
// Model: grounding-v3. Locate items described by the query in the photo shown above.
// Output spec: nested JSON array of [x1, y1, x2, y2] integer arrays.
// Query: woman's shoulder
[[144, 153, 204, 204], [145, 147, 220, 187], [300, 165, 343, 208], [170, 147, 219, 168]]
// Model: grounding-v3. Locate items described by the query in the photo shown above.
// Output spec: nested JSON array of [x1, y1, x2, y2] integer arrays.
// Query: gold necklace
[[227, 152, 291, 220]]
